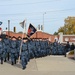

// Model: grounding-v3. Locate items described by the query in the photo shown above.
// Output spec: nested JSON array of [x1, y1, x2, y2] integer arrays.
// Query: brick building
[[3, 31, 75, 44], [3, 31, 58, 42], [59, 32, 75, 44]]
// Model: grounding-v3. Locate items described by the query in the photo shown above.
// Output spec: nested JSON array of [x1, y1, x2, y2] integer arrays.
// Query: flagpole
[[25, 20, 26, 34], [18, 20, 26, 63]]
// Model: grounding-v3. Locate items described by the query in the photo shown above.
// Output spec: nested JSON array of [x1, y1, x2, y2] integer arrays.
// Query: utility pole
[[8, 20, 10, 36], [43, 12, 46, 32]]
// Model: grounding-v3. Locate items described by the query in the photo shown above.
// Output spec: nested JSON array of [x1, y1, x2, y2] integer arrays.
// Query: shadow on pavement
[[5, 60, 22, 69]]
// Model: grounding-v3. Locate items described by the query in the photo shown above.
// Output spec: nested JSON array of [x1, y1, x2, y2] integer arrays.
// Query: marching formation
[[0, 35, 74, 70]]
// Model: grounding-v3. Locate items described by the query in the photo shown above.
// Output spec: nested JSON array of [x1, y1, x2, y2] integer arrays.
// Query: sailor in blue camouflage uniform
[[32, 39, 38, 58], [10, 36, 18, 65], [57, 43, 63, 55], [64, 41, 71, 57], [17, 36, 22, 59], [28, 39, 34, 59], [39, 39, 45, 57], [43, 39, 49, 56], [0, 36, 4, 64], [3, 35, 10, 62], [46, 41, 51, 56], [61, 43, 65, 55], [35, 39, 41, 57], [49, 43, 53, 55], [45, 39, 51, 56], [21, 38, 29, 70], [37, 44, 41, 57], [52, 39, 58, 55]]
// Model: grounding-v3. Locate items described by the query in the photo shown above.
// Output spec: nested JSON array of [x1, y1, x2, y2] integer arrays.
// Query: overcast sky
[[0, 0, 75, 34]]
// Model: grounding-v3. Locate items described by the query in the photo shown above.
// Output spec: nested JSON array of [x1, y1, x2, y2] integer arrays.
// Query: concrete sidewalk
[[0, 55, 75, 75]]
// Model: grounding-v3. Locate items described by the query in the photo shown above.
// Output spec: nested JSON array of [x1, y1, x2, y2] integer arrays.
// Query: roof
[[2, 31, 58, 42]]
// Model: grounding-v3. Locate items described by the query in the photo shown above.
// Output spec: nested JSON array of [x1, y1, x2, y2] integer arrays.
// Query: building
[[59, 32, 75, 44], [3, 31, 75, 44], [3, 31, 58, 42]]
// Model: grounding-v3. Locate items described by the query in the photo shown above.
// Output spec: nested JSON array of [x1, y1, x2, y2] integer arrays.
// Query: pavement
[[0, 55, 75, 75]]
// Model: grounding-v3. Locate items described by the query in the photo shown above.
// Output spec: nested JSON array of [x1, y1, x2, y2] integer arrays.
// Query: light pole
[[43, 12, 46, 32], [8, 20, 10, 36]]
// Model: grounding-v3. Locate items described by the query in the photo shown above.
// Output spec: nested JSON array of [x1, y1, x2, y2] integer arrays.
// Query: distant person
[[3, 35, 10, 62], [17, 36, 22, 59], [21, 38, 29, 70], [10, 36, 18, 65], [53, 39, 58, 47], [70, 43, 75, 50], [65, 41, 70, 57], [0, 36, 4, 64], [65, 41, 71, 52]]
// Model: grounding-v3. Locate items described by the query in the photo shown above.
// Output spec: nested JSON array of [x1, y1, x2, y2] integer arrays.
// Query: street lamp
[[43, 12, 46, 32], [8, 20, 10, 36]]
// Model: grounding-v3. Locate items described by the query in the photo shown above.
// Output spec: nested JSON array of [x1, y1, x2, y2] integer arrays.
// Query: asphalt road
[[0, 55, 75, 75]]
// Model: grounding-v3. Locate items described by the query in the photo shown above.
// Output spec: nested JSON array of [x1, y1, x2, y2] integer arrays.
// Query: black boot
[[11, 62, 14, 65], [4, 58, 6, 62], [7, 53, 9, 61], [1, 57, 3, 64], [14, 58, 16, 64], [22, 66, 26, 70], [1, 61, 3, 64]]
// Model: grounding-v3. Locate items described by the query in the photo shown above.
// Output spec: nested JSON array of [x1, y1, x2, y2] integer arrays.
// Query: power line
[[0, 16, 67, 23], [0, 16, 66, 21], [0, 0, 61, 6], [46, 8, 75, 13], [0, 8, 75, 16], [0, 0, 11, 1]]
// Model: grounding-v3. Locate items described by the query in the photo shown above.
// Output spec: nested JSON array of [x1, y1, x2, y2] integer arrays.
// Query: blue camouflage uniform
[[17, 39, 22, 59], [21, 39, 29, 70], [3, 37, 10, 61], [28, 41, 34, 59], [21, 51, 27, 69], [52, 41, 58, 55], [46, 43, 51, 56], [0, 38, 4, 64], [65, 42, 71, 57], [57, 43, 63, 55], [10, 38, 18, 65]]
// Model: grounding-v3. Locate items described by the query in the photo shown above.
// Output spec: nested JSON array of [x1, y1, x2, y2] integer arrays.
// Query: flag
[[27, 23, 37, 37], [0, 21, 2, 25], [20, 20, 25, 28]]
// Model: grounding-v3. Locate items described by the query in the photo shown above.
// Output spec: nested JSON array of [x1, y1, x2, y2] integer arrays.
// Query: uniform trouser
[[21, 51, 29, 63], [64, 50, 66, 57], [40, 50, 43, 56], [7, 48, 10, 61], [17, 52, 19, 59], [46, 49, 51, 55], [34, 50, 38, 57], [10, 53, 17, 64], [34, 50, 39, 57], [21, 58, 26, 68], [37, 50, 41, 57], [3, 52, 7, 62], [26, 51, 30, 62], [4, 52, 10, 61], [41, 50, 46, 56], [29, 50, 34, 59], [7, 52, 10, 60], [1, 57, 3, 64], [0, 54, 3, 64], [17, 49, 20, 59], [4, 48, 10, 61]]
